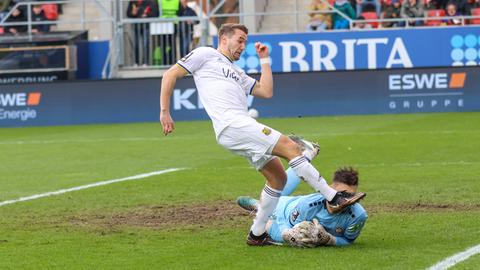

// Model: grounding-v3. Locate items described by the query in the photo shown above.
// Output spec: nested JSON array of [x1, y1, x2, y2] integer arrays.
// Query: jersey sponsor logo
[[336, 227, 344, 234], [262, 127, 271, 136], [290, 209, 300, 223], [221, 68, 240, 82]]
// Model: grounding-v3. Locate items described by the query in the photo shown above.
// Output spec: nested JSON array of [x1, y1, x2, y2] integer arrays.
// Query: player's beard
[[229, 47, 242, 61]]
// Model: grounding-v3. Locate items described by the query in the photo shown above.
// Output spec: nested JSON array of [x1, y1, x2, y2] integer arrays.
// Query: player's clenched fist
[[255, 42, 269, 59]]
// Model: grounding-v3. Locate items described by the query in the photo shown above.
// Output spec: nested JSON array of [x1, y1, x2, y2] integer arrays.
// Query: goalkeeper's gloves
[[298, 218, 336, 246], [281, 225, 316, 248]]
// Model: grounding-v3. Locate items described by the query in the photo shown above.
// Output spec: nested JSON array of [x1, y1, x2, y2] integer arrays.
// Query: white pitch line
[[302, 130, 480, 137], [0, 137, 164, 145], [0, 168, 185, 207], [352, 161, 479, 168], [1, 130, 480, 145], [427, 244, 480, 270]]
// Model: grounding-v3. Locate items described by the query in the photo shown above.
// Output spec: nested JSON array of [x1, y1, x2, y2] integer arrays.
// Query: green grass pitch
[[0, 112, 479, 269]]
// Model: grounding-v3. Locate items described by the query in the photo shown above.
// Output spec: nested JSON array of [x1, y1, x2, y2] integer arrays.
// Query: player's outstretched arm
[[160, 64, 188, 136], [251, 42, 273, 99]]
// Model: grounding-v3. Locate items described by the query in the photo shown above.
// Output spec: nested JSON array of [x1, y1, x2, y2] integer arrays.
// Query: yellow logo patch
[[262, 127, 271, 136]]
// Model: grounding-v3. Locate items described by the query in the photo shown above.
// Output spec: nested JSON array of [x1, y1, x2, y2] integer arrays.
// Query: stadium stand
[[425, 9, 446, 26], [361, 11, 379, 27], [1, 0, 480, 79], [471, 7, 480, 23]]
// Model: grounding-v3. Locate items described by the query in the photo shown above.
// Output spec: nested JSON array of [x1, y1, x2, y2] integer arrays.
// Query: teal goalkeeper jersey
[[268, 194, 368, 246]]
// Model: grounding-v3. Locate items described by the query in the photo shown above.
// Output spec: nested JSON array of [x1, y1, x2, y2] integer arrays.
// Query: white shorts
[[217, 117, 282, 170]]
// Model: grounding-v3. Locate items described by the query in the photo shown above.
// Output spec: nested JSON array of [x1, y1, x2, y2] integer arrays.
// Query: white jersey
[[176, 47, 257, 138]]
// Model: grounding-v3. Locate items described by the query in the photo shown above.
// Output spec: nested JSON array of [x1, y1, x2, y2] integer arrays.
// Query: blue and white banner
[[221, 26, 480, 73], [0, 66, 479, 127]]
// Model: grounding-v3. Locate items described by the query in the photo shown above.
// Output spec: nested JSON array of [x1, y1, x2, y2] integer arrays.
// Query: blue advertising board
[[171, 67, 479, 119], [0, 66, 478, 127], [214, 26, 480, 73]]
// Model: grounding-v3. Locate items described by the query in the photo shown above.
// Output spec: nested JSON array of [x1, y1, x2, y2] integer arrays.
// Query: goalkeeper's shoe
[[246, 231, 280, 246], [288, 134, 320, 161], [236, 196, 258, 213], [328, 191, 366, 214]]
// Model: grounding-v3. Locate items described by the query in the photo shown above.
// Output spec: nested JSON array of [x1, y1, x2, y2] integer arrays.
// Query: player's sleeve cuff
[[335, 236, 354, 246], [249, 81, 257, 95], [176, 62, 191, 74]]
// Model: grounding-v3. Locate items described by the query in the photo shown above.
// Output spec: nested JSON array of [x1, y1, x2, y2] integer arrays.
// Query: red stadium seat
[[361, 12, 379, 28], [471, 8, 480, 24], [382, 0, 404, 6], [425, 9, 445, 26], [42, 4, 59, 20]]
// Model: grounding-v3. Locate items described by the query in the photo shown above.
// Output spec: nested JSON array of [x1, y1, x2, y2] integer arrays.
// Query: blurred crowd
[[0, 0, 59, 35], [126, 0, 199, 66], [307, 0, 480, 30], [2, 0, 479, 69]]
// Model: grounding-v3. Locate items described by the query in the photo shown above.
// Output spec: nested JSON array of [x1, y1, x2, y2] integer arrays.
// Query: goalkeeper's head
[[331, 167, 359, 194]]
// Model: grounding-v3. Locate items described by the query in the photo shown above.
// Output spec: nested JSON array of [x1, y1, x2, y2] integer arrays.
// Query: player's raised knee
[[272, 135, 303, 160]]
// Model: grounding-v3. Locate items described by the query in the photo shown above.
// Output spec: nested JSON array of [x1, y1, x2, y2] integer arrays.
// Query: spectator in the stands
[[333, 0, 356, 29], [356, 0, 381, 16], [31, 4, 50, 33], [353, 15, 373, 28], [178, 0, 198, 56], [381, 0, 402, 27], [444, 2, 463, 24], [425, 0, 445, 9], [37, 0, 63, 14], [306, 0, 332, 31], [400, 0, 425, 26], [126, 0, 159, 66], [449, 0, 470, 14], [156, 0, 182, 65], [5, 7, 27, 35]]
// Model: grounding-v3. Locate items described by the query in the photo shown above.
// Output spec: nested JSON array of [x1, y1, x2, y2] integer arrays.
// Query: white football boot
[[288, 134, 321, 161]]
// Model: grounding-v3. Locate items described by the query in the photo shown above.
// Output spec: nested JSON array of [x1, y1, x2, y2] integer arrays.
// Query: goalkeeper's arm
[[335, 236, 354, 246], [285, 218, 369, 247], [336, 211, 368, 246]]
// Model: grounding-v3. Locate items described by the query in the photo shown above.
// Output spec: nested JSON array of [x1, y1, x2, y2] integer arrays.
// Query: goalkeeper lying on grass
[[237, 166, 367, 247]]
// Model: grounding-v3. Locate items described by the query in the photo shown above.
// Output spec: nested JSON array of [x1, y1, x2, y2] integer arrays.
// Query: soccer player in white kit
[[160, 23, 365, 246]]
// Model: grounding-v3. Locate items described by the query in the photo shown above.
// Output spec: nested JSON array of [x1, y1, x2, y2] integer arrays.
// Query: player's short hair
[[333, 167, 359, 186], [218, 23, 248, 40]]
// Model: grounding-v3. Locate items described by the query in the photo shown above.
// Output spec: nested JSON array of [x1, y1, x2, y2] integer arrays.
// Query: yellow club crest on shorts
[[262, 127, 271, 136]]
